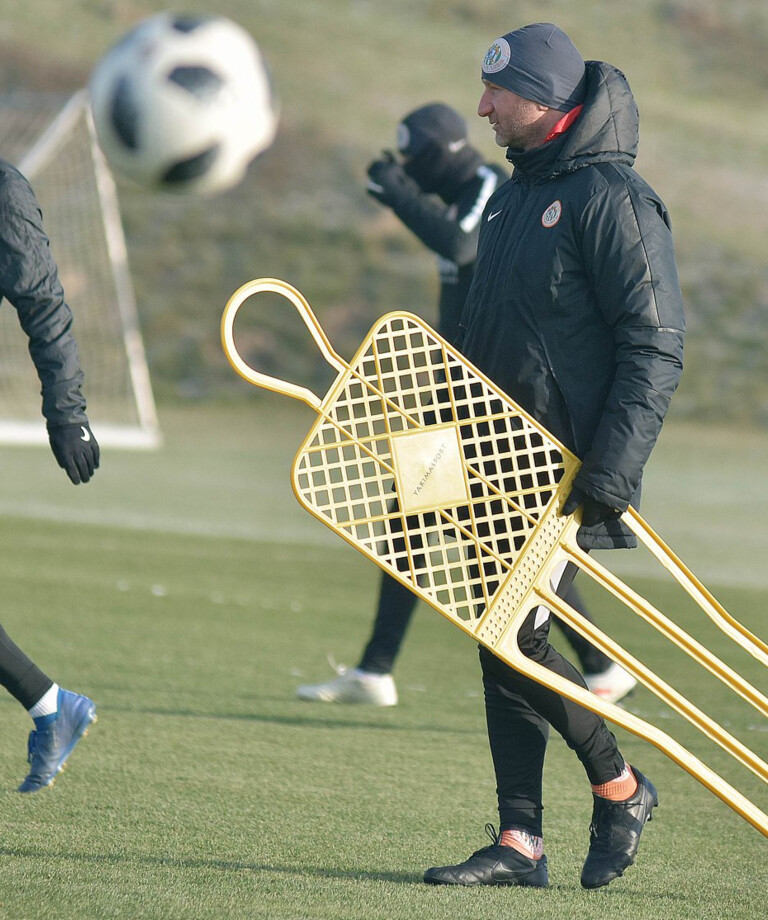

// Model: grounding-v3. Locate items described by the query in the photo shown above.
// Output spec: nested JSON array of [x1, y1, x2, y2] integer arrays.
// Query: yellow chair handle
[[221, 278, 346, 410]]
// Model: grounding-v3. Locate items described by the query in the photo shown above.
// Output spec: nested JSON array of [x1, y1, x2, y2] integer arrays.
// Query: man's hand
[[562, 485, 621, 527], [48, 422, 100, 485], [366, 152, 411, 205]]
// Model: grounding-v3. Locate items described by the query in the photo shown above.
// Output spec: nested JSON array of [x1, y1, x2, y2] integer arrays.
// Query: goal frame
[[0, 90, 160, 449]]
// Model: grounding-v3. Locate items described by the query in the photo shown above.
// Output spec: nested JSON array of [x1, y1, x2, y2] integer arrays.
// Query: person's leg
[[553, 583, 612, 674], [0, 621, 96, 793], [553, 584, 637, 703], [423, 566, 580, 887], [422, 658, 551, 888], [482, 665, 549, 837], [295, 572, 413, 705], [357, 573, 418, 674], [484, 563, 625, 784], [0, 621, 53, 708], [479, 631, 625, 790], [484, 565, 656, 888]]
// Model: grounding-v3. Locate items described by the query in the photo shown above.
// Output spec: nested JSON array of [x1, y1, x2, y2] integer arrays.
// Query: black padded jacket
[[0, 159, 87, 427], [459, 62, 685, 549]]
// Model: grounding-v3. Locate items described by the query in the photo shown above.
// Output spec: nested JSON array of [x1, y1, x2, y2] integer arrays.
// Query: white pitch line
[[0, 500, 766, 591], [0, 500, 335, 547]]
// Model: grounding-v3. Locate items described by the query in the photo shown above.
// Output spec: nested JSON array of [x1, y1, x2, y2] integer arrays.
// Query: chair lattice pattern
[[293, 314, 578, 622], [224, 280, 768, 838]]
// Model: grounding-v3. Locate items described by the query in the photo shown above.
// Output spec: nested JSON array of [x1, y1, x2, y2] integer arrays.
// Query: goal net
[[0, 91, 160, 448]]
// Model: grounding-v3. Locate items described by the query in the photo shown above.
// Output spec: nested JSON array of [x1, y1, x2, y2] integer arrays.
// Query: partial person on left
[[0, 157, 99, 792]]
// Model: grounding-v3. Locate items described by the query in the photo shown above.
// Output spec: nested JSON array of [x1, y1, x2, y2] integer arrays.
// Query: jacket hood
[[506, 61, 639, 180]]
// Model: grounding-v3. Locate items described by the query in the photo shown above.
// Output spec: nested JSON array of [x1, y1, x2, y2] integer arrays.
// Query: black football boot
[[424, 825, 548, 887], [581, 766, 658, 889]]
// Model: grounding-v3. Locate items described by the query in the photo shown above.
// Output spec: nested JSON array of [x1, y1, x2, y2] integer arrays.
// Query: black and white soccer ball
[[88, 13, 278, 195]]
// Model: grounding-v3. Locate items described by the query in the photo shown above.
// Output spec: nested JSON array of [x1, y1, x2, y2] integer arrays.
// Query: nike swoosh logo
[[80, 426, 91, 442], [448, 139, 467, 153], [487, 210, 503, 222]]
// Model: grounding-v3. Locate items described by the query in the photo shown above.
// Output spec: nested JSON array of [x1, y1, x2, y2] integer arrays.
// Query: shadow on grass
[[95, 703, 486, 735], [0, 846, 692, 901], [0, 845, 419, 884]]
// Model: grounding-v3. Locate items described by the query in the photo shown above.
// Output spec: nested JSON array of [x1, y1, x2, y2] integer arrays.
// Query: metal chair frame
[[222, 278, 768, 837]]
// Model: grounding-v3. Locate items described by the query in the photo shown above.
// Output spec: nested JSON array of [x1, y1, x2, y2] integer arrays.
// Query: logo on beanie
[[482, 37, 511, 74], [396, 123, 410, 154], [542, 200, 562, 228]]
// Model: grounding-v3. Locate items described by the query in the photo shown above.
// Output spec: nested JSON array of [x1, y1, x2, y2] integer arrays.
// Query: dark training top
[[460, 62, 686, 549], [378, 161, 507, 344], [0, 159, 87, 428]]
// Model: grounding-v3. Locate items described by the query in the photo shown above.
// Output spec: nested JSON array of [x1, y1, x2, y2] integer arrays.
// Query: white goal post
[[0, 90, 160, 448]]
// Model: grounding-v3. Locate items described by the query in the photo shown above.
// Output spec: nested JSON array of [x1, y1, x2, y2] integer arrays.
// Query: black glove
[[48, 422, 100, 485], [562, 485, 621, 527], [366, 152, 411, 205]]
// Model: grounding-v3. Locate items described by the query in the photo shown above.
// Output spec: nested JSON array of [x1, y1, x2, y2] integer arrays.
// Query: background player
[[296, 103, 636, 708]]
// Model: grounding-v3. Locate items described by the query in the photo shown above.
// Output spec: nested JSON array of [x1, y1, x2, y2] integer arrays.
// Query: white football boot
[[296, 664, 398, 706], [584, 662, 637, 705]]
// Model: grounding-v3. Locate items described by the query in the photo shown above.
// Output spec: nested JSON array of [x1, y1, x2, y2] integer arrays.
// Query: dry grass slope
[[0, 0, 766, 421]]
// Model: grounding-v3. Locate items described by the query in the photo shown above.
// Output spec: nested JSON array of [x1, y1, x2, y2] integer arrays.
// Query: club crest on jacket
[[541, 200, 562, 228]]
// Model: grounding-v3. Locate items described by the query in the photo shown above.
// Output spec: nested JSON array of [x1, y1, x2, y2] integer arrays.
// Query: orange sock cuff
[[499, 829, 544, 860], [591, 764, 638, 801]]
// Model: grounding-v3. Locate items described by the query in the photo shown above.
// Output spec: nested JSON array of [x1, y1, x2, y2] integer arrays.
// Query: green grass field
[[0, 4, 766, 915], [0, 405, 766, 919]]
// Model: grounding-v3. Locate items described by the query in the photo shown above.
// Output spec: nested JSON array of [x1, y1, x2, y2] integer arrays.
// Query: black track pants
[[358, 573, 418, 674], [480, 563, 625, 836], [0, 622, 53, 709], [554, 584, 612, 675], [358, 570, 613, 677]]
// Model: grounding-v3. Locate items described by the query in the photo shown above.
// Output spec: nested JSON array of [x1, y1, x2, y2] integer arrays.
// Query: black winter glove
[[48, 422, 100, 485], [366, 152, 412, 205], [562, 485, 621, 527]]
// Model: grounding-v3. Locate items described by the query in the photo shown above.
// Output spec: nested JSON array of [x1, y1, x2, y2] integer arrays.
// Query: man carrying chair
[[423, 22, 685, 889], [297, 102, 636, 709]]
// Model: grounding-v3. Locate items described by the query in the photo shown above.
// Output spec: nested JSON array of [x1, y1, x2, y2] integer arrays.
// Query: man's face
[[478, 80, 553, 151]]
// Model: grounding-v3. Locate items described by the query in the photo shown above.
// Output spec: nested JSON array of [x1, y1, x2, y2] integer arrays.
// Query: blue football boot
[[18, 689, 97, 793]]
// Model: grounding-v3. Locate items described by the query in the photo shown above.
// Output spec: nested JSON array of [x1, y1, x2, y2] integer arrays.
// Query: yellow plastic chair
[[222, 278, 768, 837]]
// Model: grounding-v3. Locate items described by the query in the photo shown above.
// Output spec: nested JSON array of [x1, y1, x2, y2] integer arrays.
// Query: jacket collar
[[506, 61, 638, 181]]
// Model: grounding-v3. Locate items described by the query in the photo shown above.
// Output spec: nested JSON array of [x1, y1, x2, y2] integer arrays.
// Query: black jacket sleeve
[[380, 174, 488, 267], [0, 163, 87, 427], [573, 169, 685, 509]]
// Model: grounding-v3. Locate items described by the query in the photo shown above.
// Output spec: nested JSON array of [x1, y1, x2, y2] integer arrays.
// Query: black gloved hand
[[562, 485, 621, 527], [366, 151, 411, 205], [48, 422, 100, 485]]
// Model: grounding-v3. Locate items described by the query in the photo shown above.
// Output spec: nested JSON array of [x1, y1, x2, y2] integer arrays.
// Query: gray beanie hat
[[481, 23, 586, 112]]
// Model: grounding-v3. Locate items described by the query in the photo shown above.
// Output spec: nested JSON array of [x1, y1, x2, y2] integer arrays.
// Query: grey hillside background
[[1, 0, 767, 424]]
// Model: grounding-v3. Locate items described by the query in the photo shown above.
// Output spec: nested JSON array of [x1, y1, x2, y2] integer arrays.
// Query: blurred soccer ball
[[88, 13, 278, 195]]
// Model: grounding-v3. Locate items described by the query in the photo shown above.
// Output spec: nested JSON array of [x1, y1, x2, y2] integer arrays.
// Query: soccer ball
[[88, 13, 278, 195]]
